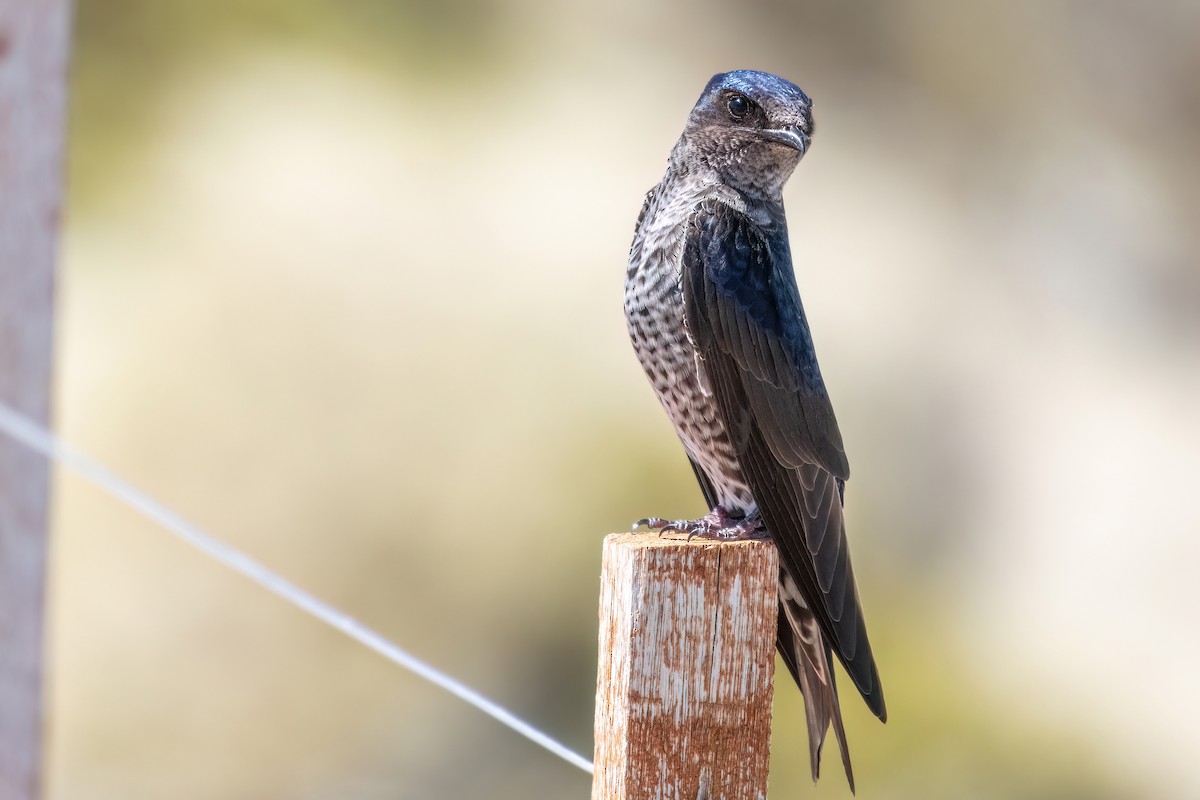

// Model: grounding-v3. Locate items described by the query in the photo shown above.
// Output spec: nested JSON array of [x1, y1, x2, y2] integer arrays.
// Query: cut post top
[[603, 529, 777, 552]]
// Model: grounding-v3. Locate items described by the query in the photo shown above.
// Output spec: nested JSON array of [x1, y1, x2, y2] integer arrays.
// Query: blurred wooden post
[[592, 532, 778, 800], [0, 2, 72, 799]]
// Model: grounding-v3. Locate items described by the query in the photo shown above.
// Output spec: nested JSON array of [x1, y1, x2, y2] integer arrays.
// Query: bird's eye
[[726, 94, 750, 120]]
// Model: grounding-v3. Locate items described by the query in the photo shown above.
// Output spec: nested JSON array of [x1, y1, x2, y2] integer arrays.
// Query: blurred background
[[47, 1, 1199, 798]]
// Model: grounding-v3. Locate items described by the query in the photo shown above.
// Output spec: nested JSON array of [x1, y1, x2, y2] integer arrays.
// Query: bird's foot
[[631, 508, 767, 541], [705, 511, 769, 540]]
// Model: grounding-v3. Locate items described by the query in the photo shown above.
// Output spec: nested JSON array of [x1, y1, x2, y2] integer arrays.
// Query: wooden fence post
[[0, 2, 72, 798], [592, 531, 778, 800]]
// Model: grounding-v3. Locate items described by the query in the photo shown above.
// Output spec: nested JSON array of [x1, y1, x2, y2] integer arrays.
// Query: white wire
[[0, 400, 594, 775]]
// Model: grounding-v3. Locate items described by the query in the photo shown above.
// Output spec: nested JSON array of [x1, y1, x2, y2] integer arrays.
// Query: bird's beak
[[761, 125, 810, 154]]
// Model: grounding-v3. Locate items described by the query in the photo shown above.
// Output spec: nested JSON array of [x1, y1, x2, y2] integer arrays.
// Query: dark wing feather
[[688, 455, 720, 510], [681, 200, 886, 720]]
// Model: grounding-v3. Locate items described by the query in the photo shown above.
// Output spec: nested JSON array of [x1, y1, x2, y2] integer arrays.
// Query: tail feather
[[778, 590, 855, 793]]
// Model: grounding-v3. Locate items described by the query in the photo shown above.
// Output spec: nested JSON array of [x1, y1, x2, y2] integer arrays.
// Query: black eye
[[726, 94, 750, 120]]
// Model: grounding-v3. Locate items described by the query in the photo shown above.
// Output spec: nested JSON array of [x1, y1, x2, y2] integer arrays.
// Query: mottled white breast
[[624, 178, 756, 514]]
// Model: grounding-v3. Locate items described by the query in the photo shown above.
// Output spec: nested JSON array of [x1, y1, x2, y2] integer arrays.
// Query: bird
[[624, 70, 885, 791]]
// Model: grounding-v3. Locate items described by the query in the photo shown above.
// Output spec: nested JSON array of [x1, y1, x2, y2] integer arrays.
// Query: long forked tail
[[778, 591, 855, 792]]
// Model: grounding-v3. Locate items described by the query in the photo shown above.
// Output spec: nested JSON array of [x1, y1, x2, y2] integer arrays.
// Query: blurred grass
[[49, 1, 1200, 798]]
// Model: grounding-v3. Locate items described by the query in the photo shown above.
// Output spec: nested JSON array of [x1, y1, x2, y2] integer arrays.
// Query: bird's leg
[[703, 509, 768, 541], [631, 507, 767, 540]]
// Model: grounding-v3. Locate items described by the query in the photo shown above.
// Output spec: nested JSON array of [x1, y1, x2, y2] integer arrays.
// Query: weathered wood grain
[[0, 2, 71, 798], [592, 532, 778, 800]]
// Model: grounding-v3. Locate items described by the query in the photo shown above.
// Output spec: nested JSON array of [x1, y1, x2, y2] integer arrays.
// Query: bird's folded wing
[[682, 199, 849, 480], [680, 199, 885, 719]]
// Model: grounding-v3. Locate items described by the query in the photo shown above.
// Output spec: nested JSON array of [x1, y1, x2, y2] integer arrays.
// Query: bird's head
[[672, 70, 815, 197]]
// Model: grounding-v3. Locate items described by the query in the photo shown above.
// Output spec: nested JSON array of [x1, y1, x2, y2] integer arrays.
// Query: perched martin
[[625, 70, 885, 790]]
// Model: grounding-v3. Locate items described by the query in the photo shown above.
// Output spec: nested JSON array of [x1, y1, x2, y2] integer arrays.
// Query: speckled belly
[[624, 241, 756, 515]]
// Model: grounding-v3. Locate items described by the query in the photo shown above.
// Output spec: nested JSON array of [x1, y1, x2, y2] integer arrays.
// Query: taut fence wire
[[0, 400, 594, 775]]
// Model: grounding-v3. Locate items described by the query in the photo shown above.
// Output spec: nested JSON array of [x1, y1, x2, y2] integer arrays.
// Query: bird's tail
[[778, 594, 855, 792]]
